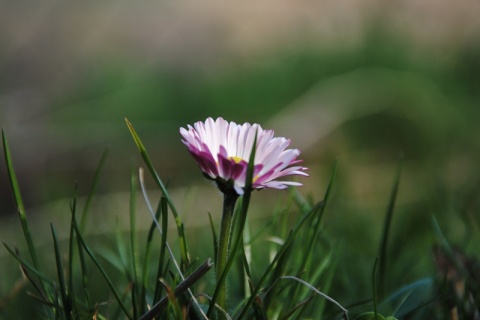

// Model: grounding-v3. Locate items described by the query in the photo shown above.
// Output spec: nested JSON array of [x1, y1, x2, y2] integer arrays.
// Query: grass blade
[[140, 198, 163, 313], [378, 159, 402, 298], [309, 248, 336, 316], [73, 222, 133, 320], [264, 237, 292, 310], [208, 212, 219, 268], [287, 162, 337, 310], [139, 259, 213, 320], [74, 216, 91, 310], [131, 282, 138, 320], [2, 130, 40, 271], [51, 223, 71, 320], [278, 296, 314, 320], [126, 165, 142, 319], [129, 162, 139, 285], [138, 168, 208, 319], [236, 201, 324, 320], [154, 196, 169, 304], [372, 256, 379, 318], [271, 276, 348, 319], [67, 186, 79, 315], [80, 149, 108, 231], [2, 242, 55, 287], [125, 118, 190, 270]]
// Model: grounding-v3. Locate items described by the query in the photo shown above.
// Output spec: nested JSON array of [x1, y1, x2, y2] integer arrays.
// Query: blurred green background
[[1, 0, 479, 318]]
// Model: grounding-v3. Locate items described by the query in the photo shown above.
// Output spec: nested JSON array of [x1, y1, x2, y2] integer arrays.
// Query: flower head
[[180, 117, 308, 195]]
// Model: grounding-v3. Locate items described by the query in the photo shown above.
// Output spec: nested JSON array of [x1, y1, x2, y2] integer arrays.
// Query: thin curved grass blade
[[378, 159, 402, 298], [129, 162, 140, 286], [51, 223, 72, 320], [80, 149, 108, 231], [73, 222, 133, 320], [125, 118, 190, 270], [278, 296, 313, 320], [138, 168, 208, 319], [67, 186, 80, 314], [3, 242, 55, 287], [153, 196, 169, 304], [140, 198, 163, 313], [208, 212, 219, 266], [139, 259, 213, 320], [235, 201, 324, 320], [2, 130, 40, 271], [274, 276, 348, 319]]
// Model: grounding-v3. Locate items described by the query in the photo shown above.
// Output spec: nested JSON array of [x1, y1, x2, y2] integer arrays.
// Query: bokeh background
[[1, 0, 480, 317]]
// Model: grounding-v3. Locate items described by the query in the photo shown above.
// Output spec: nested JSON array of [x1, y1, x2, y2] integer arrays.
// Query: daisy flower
[[180, 117, 308, 195]]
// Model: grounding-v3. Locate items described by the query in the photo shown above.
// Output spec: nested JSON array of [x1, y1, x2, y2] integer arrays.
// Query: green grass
[[1, 26, 480, 319], [2, 114, 480, 319]]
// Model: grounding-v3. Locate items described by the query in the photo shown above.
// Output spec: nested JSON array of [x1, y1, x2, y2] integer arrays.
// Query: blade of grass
[[110, 280, 135, 320], [51, 223, 72, 320], [2, 241, 55, 302], [241, 242, 267, 319], [73, 222, 133, 320], [3, 242, 55, 287], [138, 168, 183, 292], [288, 252, 335, 319], [372, 256, 379, 319], [80, 149, 108, 231], [139, 259, 213, 320], [235, 201, 324, 320], [74, 212, 91, 311], [68, 186, 79, 315], [53, 287, 61, 320], [264, 236, 292, 310], [392, 280, 435, 318], [308, 246, 337, 316], [272, 276, 348, 319], [153, 196, 169, 304], [125, 118, 190, 270], [71, 151, 110, 312], [208, 212, 219, 269], [382, 278, 433, 308], [378, 158, 402, 298], [130, 162, 140, 289], [278, 296, 314, 320], [96, 222, 130, 278], [161, 279, 183, 320], [131, 282, 138, 320], [80, 150, 108, 230], [240, 222, 252, 299], [245, 207, 288, 247], [15, 252, 50, 304], [302, 160, 337, 269], [140, 199, 163, 313], [431, 215, 452, 252], [2, 130, 40, 271], [26, 291, 58, 309], [284, 163, 337, 312], [138, 168, 208, 319], [291, 188, 312, 213]]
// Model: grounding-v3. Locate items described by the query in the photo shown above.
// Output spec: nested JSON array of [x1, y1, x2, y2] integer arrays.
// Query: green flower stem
[[216, 191, 239, 319]]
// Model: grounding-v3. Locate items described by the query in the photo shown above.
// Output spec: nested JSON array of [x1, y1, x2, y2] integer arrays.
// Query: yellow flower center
[[227, 156, 259, 183], [228, 156, 243, 163]]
